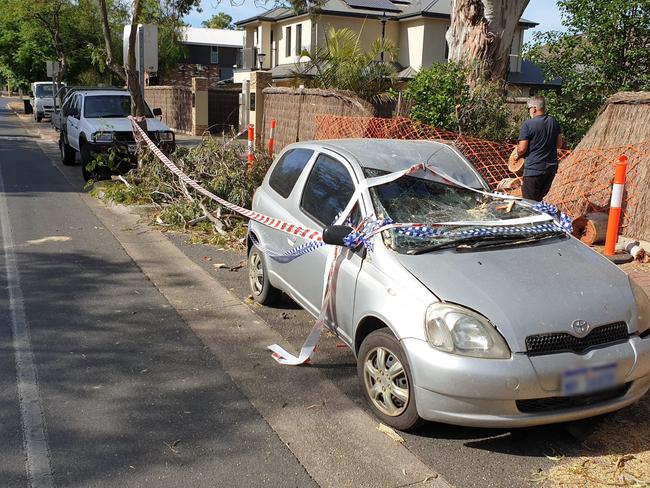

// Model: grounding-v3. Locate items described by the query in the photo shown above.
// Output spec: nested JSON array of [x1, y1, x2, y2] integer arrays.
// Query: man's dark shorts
[[523, 173, 556, 201]]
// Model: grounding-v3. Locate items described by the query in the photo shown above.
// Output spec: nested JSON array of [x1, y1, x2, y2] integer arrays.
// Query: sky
[[184, 0, 567, 45]]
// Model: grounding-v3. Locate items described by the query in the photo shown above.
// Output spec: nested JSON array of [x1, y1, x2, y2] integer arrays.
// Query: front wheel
[[357, 329, 422, 431], [248, 243, 281, 305]]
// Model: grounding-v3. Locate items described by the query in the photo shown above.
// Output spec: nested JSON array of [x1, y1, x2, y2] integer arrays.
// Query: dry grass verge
[[543, 395, 650, 487]]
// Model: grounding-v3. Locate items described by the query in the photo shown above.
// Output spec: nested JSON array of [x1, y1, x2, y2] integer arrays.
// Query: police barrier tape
[[130, 117, 572, 365]]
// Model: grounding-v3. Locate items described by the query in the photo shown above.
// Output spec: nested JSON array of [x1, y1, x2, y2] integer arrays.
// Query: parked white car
[[58, 89, 174, 180]]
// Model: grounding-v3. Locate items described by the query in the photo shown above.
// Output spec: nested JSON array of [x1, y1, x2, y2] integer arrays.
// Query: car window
[[70, 95, 80, 116], [300, 153, 356, 227], [268, 148, 314, 198], [83, 95, 153, 118]]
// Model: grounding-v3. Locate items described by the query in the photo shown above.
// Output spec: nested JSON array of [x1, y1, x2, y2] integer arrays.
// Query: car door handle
[[287, 235, 296, 245]]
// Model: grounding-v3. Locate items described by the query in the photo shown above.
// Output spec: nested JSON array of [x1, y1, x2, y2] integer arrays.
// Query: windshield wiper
[[407, 231, 566, 255]]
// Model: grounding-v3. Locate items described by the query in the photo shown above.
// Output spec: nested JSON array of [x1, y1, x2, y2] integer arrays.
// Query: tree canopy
[[201, 12, 235, 29], [526, 0, 650, 146]]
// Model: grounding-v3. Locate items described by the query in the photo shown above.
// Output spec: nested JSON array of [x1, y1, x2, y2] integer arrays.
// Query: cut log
[[571, 212, 609, 245], [508, 148, 525, 176], [496, 176, 523, 197]]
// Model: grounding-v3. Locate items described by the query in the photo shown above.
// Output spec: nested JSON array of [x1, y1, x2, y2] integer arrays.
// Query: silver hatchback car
[[248, 139, 650, 430]]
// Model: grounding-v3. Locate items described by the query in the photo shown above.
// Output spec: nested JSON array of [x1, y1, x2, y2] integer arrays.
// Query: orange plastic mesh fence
[[314, 115, 647, 237]]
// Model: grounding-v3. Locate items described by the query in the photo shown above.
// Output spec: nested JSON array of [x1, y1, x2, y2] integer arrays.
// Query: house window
[[286, 26, 292, 57], [296, 24, 302, 55], [210, 46, 219, 64]]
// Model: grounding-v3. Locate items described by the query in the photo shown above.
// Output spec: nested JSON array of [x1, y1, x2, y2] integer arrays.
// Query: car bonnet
[[393, 237, 635, 353], [90, 117, 171, 132]]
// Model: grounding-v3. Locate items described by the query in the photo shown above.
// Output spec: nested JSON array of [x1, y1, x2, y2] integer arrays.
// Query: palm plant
[[293, 27, 398, 104]]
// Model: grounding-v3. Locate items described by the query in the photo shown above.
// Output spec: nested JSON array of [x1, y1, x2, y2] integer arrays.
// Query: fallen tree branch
[[197, 201, 226, 235]]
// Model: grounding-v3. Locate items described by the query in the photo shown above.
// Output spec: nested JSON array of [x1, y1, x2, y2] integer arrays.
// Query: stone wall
[[261, 87, 375, 152], [145, 86, 193, 134]]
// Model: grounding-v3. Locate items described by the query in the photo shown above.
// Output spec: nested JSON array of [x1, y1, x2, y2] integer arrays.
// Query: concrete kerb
[[20, 110, 450, 487]]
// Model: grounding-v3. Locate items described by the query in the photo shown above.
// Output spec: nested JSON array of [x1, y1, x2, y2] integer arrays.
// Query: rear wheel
[[358, 329, 422, 431], [59, 134, 76, 165], [248, 243, 281, 305]]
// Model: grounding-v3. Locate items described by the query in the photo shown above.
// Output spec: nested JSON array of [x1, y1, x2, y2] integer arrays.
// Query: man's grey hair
[[528, 96, 546, 111]]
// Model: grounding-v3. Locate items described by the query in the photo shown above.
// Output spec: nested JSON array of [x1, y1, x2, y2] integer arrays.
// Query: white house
[[234, 0, 559, 95]]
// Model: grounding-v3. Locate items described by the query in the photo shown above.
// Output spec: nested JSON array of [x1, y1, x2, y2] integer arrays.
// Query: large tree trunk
[[446, 0, 529, 84]]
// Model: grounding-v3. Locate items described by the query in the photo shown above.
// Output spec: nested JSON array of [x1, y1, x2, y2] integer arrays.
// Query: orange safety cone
[[604, 154, 631, 263], [268, 118, 276, 157], [247, 123, 254, 170]]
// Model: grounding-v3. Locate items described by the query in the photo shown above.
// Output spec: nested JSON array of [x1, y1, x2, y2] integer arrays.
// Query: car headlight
[[158, 131, 174, 142], [630, 277, 650, 336], [425, 303, 511, 359], [93, 132, 113, 143]]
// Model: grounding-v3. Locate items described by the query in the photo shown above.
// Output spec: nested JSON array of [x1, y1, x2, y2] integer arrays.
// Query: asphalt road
[[1, 97, 616, 488], [0, 99, 316, 487]]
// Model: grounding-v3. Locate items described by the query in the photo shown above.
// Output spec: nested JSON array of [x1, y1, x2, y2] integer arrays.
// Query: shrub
[[406, 61, 469, 131], [406, 62, 523, 143]]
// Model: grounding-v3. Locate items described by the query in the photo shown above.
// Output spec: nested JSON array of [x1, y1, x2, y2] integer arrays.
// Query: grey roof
[[507, 60, 562, 87], [236, 0, 537, 27], [269, 62, 319, 79], [397, 66, 418, 79]]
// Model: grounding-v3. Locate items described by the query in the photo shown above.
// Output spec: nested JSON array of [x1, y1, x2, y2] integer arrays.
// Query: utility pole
[[138, 25, 145, 98]]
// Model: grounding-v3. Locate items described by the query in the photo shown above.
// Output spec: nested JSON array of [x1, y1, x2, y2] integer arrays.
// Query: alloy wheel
[[249, 251, 264, 295], [363, 346, 409, 417]]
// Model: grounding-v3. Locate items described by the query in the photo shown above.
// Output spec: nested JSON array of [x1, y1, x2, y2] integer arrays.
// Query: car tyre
[[60, 135, 76, 166], [358, 329, 423, 431], [248, 243, 281, 305], [36, 113, 42, 122]]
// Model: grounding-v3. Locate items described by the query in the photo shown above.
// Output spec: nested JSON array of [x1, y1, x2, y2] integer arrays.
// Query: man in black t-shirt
[[514, 96, 564, 201]]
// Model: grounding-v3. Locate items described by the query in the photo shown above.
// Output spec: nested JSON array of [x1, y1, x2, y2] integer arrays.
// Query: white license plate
[[561, 363, 617, 396]]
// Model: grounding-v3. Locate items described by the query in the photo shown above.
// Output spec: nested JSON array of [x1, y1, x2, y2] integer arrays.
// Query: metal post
[[138, 25, 145, 99], [380, 12, 387, 64], [244, 79, 251, 128]]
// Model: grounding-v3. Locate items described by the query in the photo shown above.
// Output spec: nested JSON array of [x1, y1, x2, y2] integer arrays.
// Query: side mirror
[[322, 225, 354, 246], [153, 107, 162, 116], [29, 91, 34, 97], [62, 106, 78, 117]]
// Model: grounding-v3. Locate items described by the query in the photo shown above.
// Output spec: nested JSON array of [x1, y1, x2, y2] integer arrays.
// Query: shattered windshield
[[364, 168, 552, 253]]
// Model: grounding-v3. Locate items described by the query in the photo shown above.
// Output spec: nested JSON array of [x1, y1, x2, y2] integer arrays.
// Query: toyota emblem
[[572, 320, 591, 337]]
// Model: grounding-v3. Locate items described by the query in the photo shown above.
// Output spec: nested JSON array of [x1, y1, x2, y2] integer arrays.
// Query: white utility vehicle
[[30, 81, 64, 122], [58, 88, 174, 181]]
